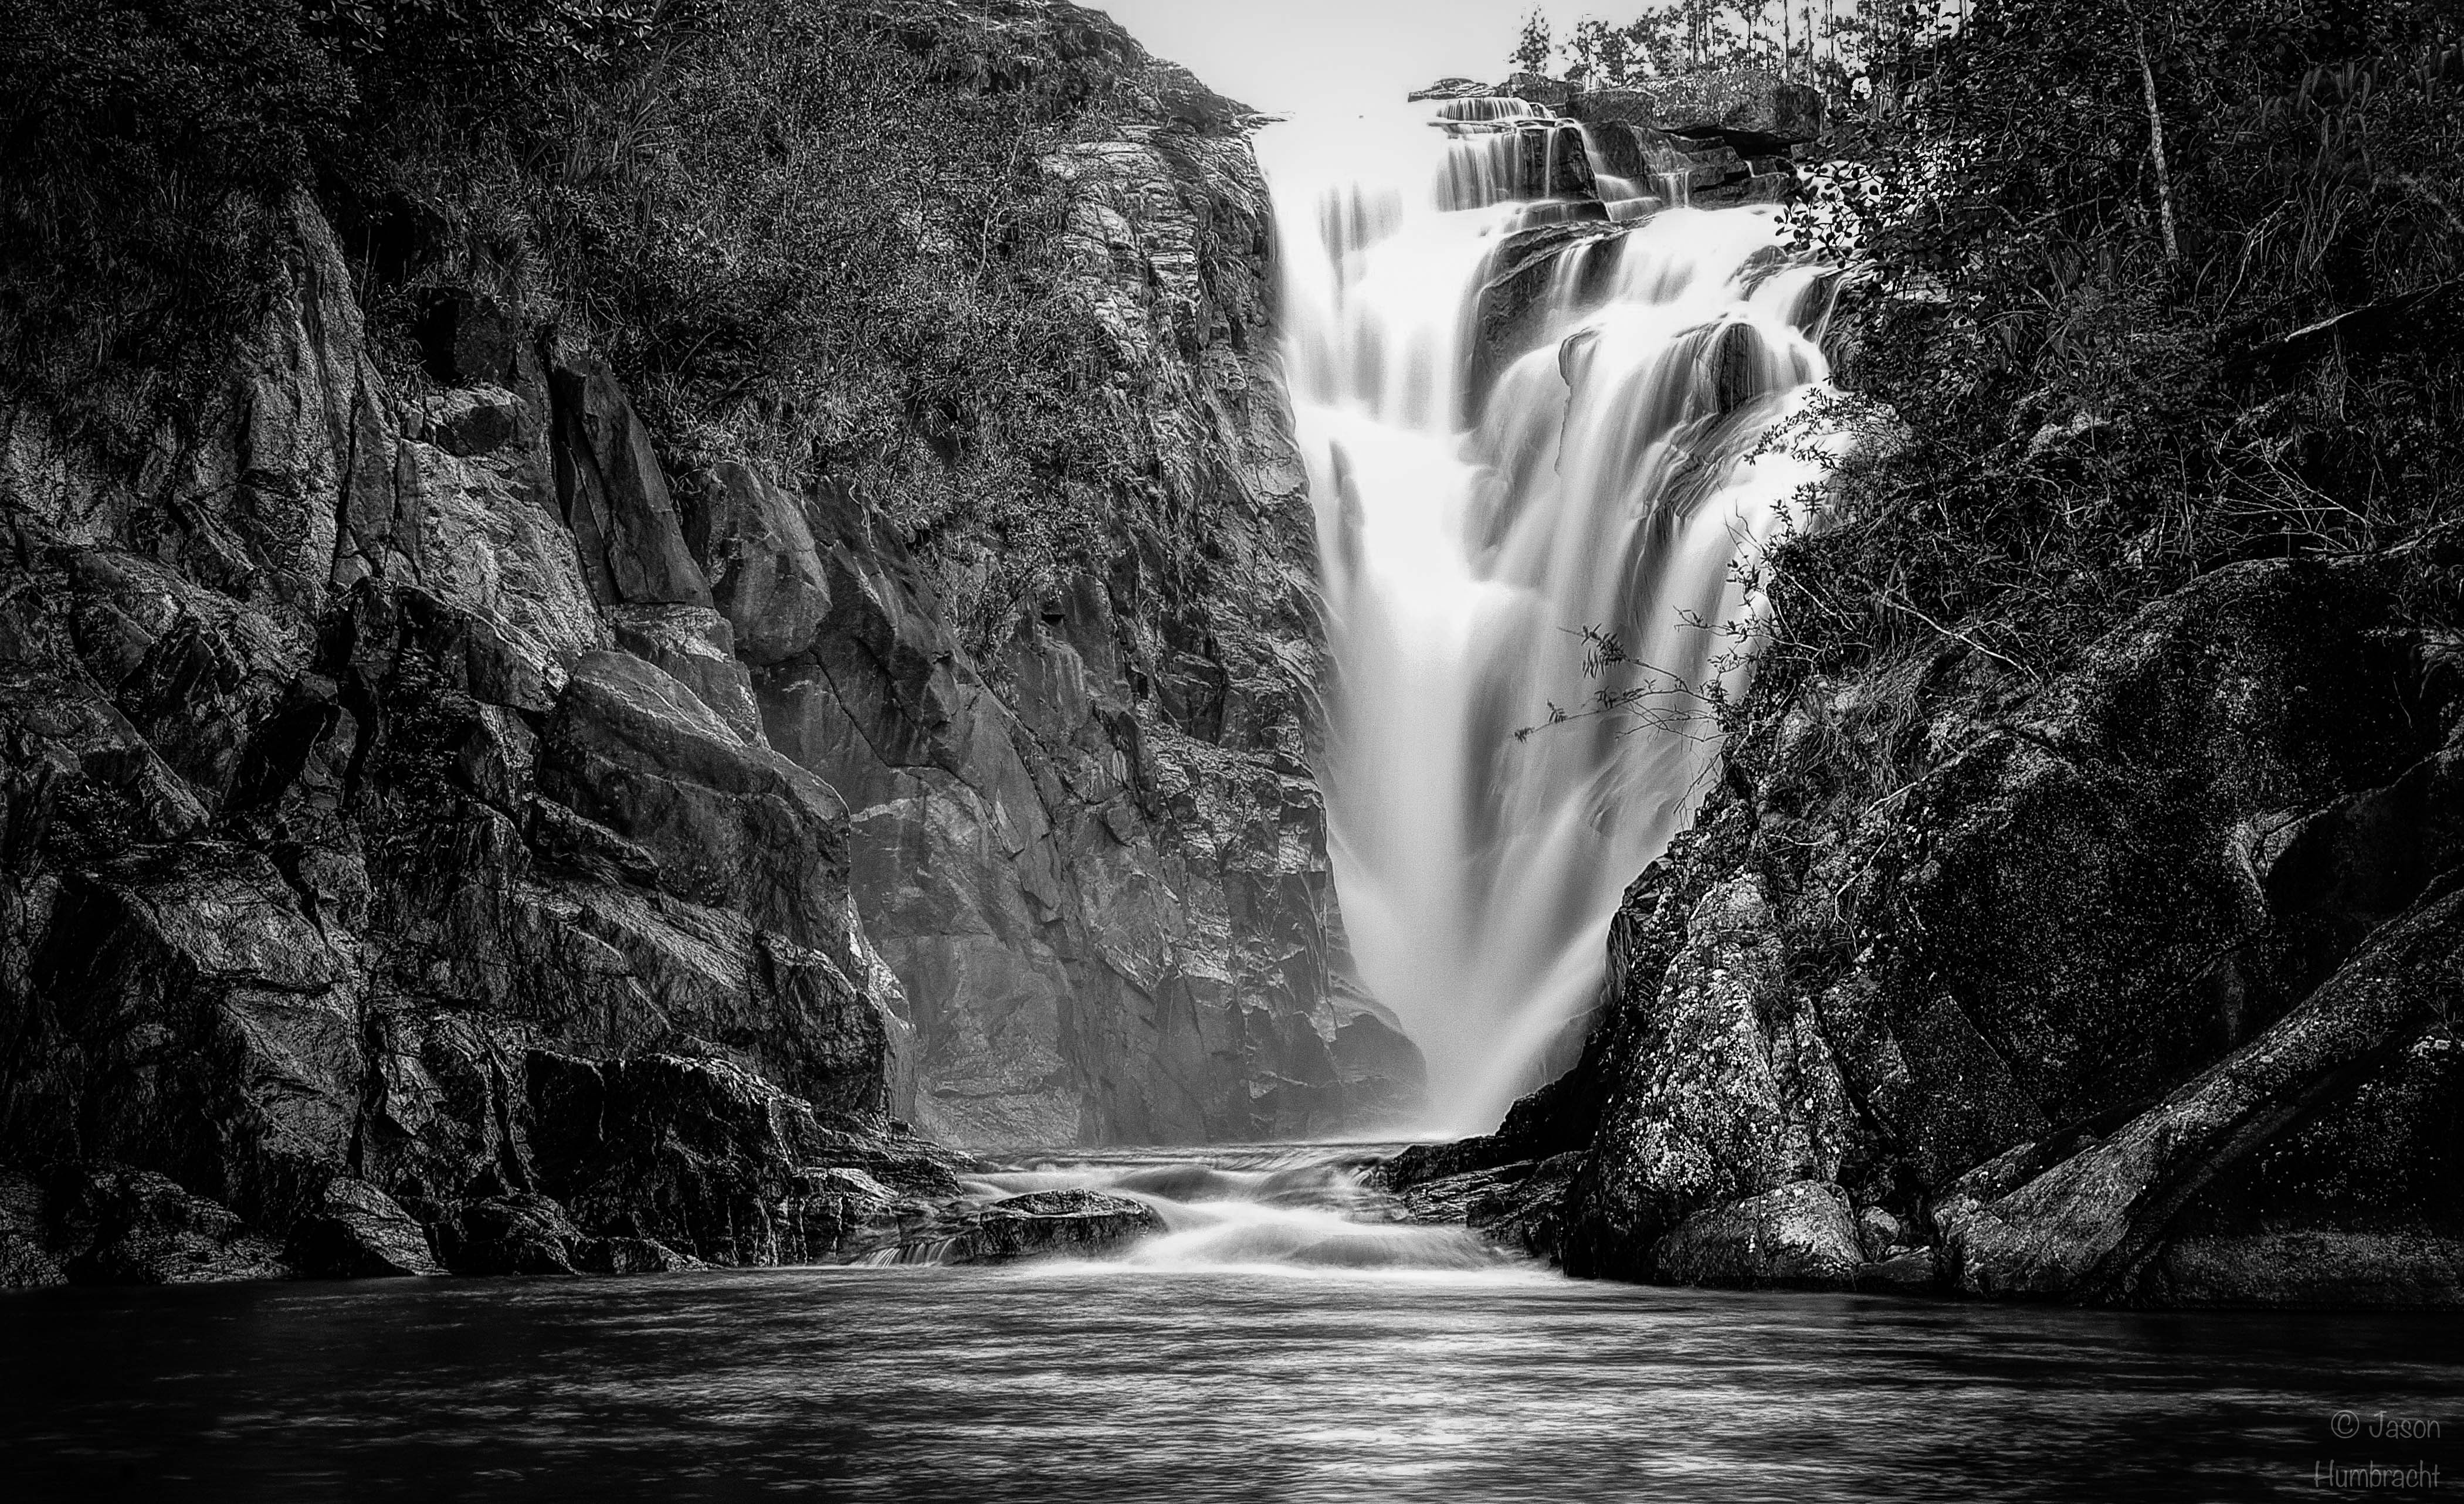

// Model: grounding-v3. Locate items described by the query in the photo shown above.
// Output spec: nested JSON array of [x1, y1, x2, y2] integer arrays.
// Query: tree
[[1570, 16, 1615, 83], [1511, 9, 1555, 76]]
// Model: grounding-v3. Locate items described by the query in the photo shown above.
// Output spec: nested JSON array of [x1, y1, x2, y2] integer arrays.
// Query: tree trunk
[[2134, 22, 2182, 264]]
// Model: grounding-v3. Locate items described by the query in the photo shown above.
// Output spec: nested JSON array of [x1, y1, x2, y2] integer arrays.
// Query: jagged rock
[[547, 352, 713, 610], [540, 648, 863, 963], [682, 463, 831, 668], [1539, 556, 2463, 1303], [288, 1177, 445, 1278], [431, 1193, 587, 1276], [50, 1165, 290, 1285], [1656, 1180, 1863, 1289], [0, 0, 1401, 1284], [611, 603, 768, 745], [14, 845, 363, 1234]]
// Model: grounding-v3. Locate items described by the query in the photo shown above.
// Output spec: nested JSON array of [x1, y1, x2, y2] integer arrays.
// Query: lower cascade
[[862, 1146, 1507, 1272], [1258, 103, 1845, 1131]]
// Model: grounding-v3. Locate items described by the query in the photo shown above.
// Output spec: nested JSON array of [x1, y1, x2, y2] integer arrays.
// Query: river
[[5, 1145, 2459, 1500]]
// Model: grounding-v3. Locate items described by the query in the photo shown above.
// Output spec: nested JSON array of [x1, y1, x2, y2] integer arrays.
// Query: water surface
[[6, 1257, 2459, 1500]]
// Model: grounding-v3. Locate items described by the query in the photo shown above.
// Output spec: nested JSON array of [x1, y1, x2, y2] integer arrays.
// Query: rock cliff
[[0, 0, 1410, 1287]]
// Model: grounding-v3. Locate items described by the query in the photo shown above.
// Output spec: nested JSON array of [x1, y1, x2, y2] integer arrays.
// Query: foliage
[[1758, 0, 2464, 700], [361, 0, 1146, 642], [1513, 11, 1558, 76], [0, 0, 351, 442]]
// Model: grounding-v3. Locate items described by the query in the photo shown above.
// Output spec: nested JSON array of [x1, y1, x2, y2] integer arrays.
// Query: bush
[[0, 0, 349, 444], [1758, 0, 2464, 698]]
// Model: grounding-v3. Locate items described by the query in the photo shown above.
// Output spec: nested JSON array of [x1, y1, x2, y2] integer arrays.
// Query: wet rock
[[938, 1189, 1161, 1264], [573, 1235, 704, 1275], [2150, 1233, 2464, 1308], [524, 1050, 961, 1266], [1854, 1250, 1940, 1293], [431, 1193, 587, 1276], [1656, 1180, 1863, 1290], [52, 1166, 290, 1285], [287, 1177, 445, 1278], [1398, 1162, 1539, 1224]]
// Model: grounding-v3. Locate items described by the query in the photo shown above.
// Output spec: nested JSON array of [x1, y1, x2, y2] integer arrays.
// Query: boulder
[[1656, 1180, 1863, 1289], [1937, 882, 2464, 1299], [1577, 875, 1858, 1274], [573, 1235, 704, 1275], [287, 1177, 445, 1278], [923, 1189, 1161, 1264], [50, 1165, 290, 1285]]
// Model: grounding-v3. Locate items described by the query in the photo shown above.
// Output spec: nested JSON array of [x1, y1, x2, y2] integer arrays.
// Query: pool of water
[[6, 1257, 2461, 1501]]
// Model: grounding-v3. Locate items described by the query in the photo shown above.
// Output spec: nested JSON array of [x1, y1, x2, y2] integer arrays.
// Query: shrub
[[0, 0, 349, 445]]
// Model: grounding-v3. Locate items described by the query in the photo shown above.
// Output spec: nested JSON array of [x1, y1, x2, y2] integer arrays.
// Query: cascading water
[[1260, 100, 1845, 1135]]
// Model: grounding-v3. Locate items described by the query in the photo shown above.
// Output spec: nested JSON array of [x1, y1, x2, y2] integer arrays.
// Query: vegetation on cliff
[[1, 0, 1227, 647]]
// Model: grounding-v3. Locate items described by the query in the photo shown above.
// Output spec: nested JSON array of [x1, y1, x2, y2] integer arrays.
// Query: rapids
[[1259, 100, 1846, 1132]]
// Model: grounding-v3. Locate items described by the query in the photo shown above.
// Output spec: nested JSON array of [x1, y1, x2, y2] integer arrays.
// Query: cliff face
[[767, 38, 1419, 1146], [0, 0, 1409, 1286]]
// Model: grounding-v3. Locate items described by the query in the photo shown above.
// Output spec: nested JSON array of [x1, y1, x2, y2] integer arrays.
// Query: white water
[[1260, 101, 1845, 1134], [968, 1146, 1507, 1274]]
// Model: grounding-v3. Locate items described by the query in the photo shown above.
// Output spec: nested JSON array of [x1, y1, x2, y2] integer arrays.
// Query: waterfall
[[1259, 103, 1844, 1135]]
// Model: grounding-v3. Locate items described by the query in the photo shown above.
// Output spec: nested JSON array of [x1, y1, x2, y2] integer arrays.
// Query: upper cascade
[[1259, 96, 1847, 1130]]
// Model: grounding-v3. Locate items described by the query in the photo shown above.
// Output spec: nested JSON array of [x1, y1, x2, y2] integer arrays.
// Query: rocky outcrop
[[1522, 558, 2464, 1304]]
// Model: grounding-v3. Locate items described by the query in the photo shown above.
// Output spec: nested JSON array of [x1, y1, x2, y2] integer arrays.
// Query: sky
[[1090, 1, 1620, 118]]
